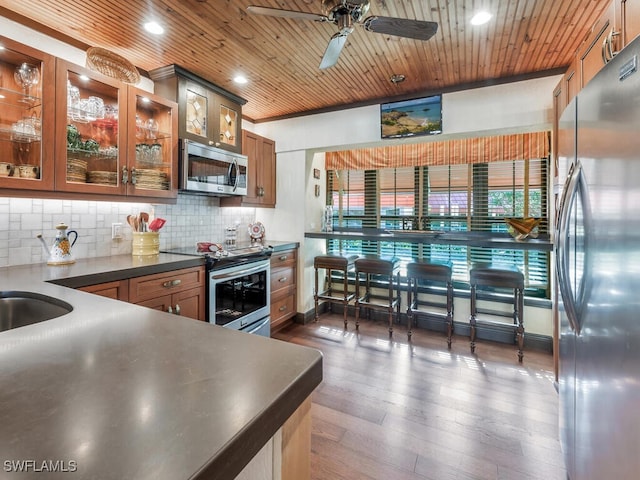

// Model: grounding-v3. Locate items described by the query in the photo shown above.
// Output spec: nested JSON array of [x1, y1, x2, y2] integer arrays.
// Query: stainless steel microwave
[[179, 139, 248, 196]]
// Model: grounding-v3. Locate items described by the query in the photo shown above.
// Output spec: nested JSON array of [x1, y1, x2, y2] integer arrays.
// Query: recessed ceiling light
[[233, 75, 248, 85], [470, 11, 492, 26], [144, 21, 164, 35]]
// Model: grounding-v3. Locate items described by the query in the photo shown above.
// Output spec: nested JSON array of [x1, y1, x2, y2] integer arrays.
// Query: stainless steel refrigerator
[[557, 35, 640, 480]]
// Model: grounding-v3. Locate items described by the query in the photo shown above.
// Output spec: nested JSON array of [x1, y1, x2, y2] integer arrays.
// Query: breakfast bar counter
[[305, 229, 553, 251], [0, 255, 322, 479]]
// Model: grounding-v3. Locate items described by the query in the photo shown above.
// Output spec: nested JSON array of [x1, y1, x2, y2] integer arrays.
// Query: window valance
[[325, 131, 550, 170]]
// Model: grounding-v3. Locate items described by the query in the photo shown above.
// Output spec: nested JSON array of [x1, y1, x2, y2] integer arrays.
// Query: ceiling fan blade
[[247, 6, 328, 22], [362, 16, 438, 41], [319, 33, 348, 70]]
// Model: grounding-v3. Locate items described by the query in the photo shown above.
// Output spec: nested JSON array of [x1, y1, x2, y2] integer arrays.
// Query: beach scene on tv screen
[[381, 96, 442, 138]]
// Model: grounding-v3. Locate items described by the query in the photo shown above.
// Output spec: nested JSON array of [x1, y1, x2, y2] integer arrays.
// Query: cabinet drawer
[[271, 265, 295, 293], [129, 266, 205, 303], [78, 280, 129, 301], [271, 249, 296, 269], [271, 294, 295, 328]]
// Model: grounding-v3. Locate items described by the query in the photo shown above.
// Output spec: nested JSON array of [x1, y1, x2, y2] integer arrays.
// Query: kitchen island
[[0, 254, 322, 479]]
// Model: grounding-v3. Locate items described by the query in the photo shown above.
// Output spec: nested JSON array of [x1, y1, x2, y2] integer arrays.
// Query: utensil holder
[[132, 232, 159, 256]]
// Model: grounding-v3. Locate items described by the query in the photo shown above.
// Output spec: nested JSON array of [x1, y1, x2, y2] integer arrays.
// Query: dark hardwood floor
[[273, 313, 565, 480]]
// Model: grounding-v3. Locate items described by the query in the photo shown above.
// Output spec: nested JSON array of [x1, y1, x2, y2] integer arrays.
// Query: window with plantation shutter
[[326, 150, 550, 298]]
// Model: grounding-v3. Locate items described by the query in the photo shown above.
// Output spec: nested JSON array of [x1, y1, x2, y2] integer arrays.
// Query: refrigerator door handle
[[556, 161, 584, 334]]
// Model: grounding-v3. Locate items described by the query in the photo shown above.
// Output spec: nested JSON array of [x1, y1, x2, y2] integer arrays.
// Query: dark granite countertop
[[0, 251, 320, 480], [305, 229, 553, 252]]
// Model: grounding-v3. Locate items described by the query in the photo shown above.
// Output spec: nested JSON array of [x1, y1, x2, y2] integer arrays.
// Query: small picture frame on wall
[[315, 184, 321, 197], [313, 168, 321, 179]]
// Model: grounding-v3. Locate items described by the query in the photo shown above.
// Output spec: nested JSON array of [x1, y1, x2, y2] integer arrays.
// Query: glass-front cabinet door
[[0, 36, 55, 190], [127, 88, 178, 199], [185, 86, 208, 138], [55, 59, 127, 195], [219, 104, 238, 149], [182, 81, 210, 144]]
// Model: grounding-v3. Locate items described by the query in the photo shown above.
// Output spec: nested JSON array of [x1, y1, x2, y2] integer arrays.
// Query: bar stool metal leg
[[387, 272, 394, 334], [407, 277, 415, 340], [314, 266, 320, 322], [355, 269, 361, 330], [446, 280, 454, 348], [515, 286, 525, 362], [469, 283, 477, 353]]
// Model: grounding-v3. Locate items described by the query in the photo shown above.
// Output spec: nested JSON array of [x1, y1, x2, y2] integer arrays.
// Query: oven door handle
[[244, 317, 270, 335], [210, 262, 268, 281]]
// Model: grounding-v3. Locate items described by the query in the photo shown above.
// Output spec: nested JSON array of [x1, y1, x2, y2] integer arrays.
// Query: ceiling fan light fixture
[[390, 74, 406, 84], [470, 11, 492, 26]]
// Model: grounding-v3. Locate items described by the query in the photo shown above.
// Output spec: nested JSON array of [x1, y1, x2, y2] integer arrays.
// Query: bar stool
[[469, 264, 525, 362], [314, 254, 358, 327], [406, 261, 454, 347], [354, 256, 401, 335]]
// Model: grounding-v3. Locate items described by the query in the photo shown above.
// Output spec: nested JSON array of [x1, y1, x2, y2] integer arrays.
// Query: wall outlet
[[112, 222, 123, 239]]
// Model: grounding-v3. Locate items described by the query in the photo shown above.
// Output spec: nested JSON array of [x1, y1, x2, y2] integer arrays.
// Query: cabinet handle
[[278, 277, 287, 283], [279, 305, 287, 312], [130, 167, 137, 185], [175, 304, 181, 315], [167, 306, 173, 314], [162, 279, 182, 288], [122, 166, 128, 185], [279, 255, 288, 261], [606, 29, 619, 62], [602, 29, 620, 65]]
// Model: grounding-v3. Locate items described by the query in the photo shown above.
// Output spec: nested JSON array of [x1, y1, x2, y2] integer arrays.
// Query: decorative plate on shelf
[[248, 222, 265, 240]]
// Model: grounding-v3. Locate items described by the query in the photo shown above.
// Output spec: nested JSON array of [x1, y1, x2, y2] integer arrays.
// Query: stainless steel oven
[[208, 258, 271, 336], [179, 139, 248, 196], [161, 244, 272, 337]]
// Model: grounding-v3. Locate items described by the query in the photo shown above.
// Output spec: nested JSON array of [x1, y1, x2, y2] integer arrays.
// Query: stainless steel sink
[[0, 291, 73, 332]]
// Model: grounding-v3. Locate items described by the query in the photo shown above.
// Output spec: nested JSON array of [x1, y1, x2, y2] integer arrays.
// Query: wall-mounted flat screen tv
[[380, 94, 442, 139]]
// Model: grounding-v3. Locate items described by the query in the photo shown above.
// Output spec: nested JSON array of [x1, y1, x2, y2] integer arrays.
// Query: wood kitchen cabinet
[[149, 64, 246, 154], [78, 279, 129, 301], [221, 130, 276, 208], [270, 248, 297, 333], [129, 266, 206, 321], [126, 87, 178, 200], [55, 59, 178, 200], [578, 1, 619, 89], [622, 0, 640, 46], [562, 54, 579, 112], [0, 35, 56, 192]]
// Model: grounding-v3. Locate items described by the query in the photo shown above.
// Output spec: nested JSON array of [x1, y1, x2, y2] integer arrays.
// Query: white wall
[[253, 75, 559, 153]]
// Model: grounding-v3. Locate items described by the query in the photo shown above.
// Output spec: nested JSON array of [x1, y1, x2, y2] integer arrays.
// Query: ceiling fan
[[247, 0, 438, 69]]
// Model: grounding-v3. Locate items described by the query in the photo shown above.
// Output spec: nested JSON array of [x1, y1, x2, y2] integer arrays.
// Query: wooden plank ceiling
[[0, 0, 610, 122]]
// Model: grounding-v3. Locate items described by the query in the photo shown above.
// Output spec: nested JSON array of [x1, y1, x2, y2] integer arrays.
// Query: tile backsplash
[[0, 195, 255, 267]]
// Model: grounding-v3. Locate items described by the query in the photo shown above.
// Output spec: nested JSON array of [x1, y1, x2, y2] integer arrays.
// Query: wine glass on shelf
[[14, 63, 40, 101]]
